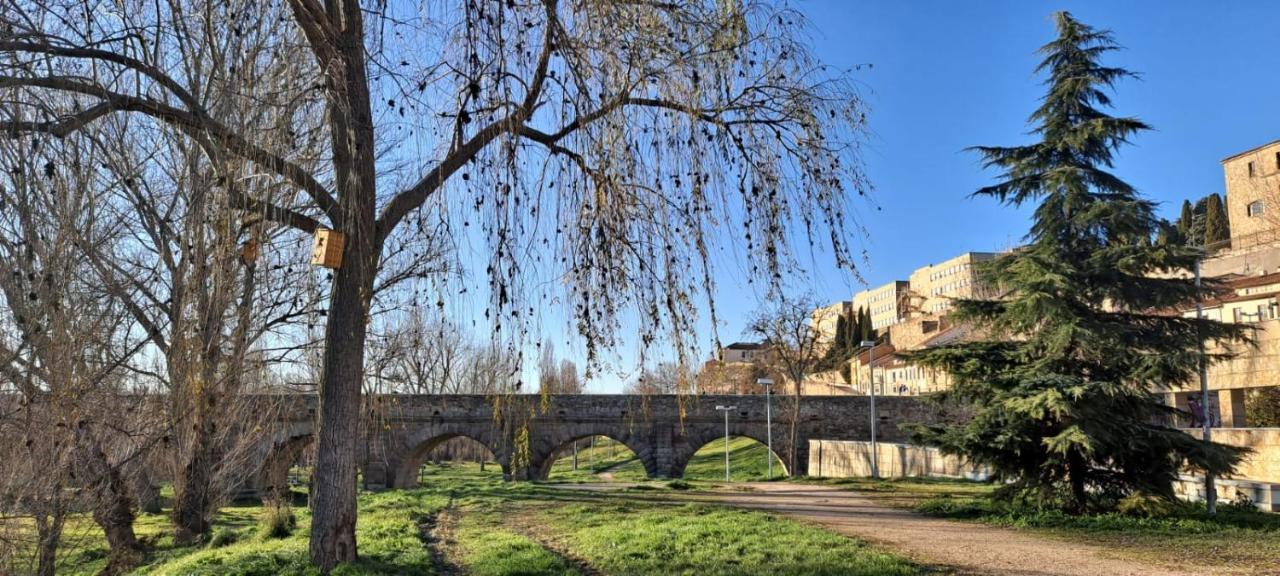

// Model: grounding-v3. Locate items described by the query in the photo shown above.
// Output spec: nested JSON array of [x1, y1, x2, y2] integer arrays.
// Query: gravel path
[[552, 482, 1204, 576]]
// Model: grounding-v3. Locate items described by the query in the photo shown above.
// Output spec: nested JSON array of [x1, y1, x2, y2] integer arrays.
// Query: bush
[[1245, 387, 1280, 427], [1116, 493, 1179, 518], [258, 501, 297, 540], [206, 527, 239, 548], [666, 480, 692, 490]]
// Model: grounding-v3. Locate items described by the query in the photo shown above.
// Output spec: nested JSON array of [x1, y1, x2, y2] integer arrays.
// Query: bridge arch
[[391, 425, 507, 488], [532, 431, 653, 480], [672, 424, 790, 479], [243, 421, 315, 500]]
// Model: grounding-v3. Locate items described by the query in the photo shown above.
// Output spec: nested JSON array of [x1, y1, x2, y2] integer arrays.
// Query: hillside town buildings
[[851, 281, 910, 330]]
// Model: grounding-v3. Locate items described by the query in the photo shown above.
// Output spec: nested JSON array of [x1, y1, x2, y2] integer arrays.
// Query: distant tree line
[[814, 306, 877, 381], [1158, 193, 1230, 248]]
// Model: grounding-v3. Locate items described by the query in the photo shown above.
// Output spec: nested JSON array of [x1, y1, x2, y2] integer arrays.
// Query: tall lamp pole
[[859, 339, 879, 479], [758, 378, 775, 480], [715, 405, 737, 482], [1195, 258, 1217, 515]]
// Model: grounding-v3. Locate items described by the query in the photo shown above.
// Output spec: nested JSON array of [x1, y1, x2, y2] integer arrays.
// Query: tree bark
[[308, 1, 381, 568], [74, 424, 144, 575], [308, 243, 375, 570], [33, 504, 64, 576], [172, 441, 213, 543]]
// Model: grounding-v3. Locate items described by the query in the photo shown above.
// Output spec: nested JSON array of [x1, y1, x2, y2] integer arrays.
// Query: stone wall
[[807, 439, 989, 480]]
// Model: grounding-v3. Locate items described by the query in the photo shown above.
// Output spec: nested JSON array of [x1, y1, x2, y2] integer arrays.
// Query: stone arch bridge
[[244, 394, 949, 495]]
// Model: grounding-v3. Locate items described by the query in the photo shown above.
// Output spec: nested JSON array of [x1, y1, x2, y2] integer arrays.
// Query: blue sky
[[570, 1, 1280, 391]]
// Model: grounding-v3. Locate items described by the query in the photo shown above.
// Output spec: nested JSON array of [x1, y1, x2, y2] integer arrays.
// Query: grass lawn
[[817, 476, 1280, 574], [545, 436, 639, 481], [553, 436, 786, 483], [8, 462, 920, 576]]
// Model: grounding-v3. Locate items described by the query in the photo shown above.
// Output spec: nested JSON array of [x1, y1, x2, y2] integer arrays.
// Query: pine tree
[[912, 12, 1247, 512], [1204, 193, 1229, 246]]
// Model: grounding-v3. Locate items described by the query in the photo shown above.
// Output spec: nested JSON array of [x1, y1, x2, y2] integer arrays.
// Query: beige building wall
[[852, 281, 909, 330], [1223, 140, 1280, 248], [810, 300, 852, 345], [808, 440, 990, 480], [1168, 274, 1280, 428], [908, 252, 998, 316]]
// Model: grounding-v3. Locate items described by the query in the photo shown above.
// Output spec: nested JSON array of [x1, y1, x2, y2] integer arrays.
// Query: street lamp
[[757, 378, 775, 479], [1194, 257, 1217, 515], [715, 405, 737, 482], [859, 339, 879, 480]]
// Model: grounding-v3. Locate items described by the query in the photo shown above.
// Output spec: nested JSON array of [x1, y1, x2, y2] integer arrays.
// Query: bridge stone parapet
[[242, 393, 955, 494]]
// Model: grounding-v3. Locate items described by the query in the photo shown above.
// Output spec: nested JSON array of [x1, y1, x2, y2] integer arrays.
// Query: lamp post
[[757, 378, 775, 479], [1195, 258, 1217, 515], [859, 339, 879, 479], [715, 405, 737, 482]]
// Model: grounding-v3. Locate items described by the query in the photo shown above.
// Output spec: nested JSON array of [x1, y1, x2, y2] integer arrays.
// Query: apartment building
[[852, 281, 910, 330], [810, 300, 852, 345], [908, 252, 998, 315]]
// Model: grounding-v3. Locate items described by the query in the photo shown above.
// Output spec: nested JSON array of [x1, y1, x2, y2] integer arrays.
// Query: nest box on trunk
[[310, 228, 344, 269]]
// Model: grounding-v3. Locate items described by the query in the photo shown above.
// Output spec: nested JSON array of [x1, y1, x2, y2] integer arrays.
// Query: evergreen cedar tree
[[910, 12, 1249, 512]]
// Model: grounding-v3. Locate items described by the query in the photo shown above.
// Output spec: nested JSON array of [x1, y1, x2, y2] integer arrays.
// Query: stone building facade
[[1223, 139, 1280, 250]]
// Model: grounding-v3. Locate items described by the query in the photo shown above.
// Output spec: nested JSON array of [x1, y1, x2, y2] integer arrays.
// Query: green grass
[[545, 437, 639, 481], [537, 500, 919, 575], [135, 490, 440, 576], [453, 503, 577, 576], [14, 462, 919, 575], [597, 436, 786, 482]]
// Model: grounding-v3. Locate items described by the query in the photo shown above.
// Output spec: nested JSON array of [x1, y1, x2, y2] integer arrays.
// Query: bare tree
[[0, 132, 150, 574], [624, 362, 692, 395], [747, 296, 826, 473], [1, 0, 870, 567], [537, 342, 583, 395]]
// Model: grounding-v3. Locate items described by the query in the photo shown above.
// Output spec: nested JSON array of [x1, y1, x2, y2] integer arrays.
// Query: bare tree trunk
[[789, 389, 800, 474], [172, 440, 213, 543], [131, 467, 162, 515], [33, 502, 64, 576], [74, 425, 143, 575], [310, 238, 376, 570]]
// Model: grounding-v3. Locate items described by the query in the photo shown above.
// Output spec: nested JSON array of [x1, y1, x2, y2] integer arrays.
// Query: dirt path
[[418, 506, 465, 576], [551, 482, 1206, 576], [591, 457, 638, 481]]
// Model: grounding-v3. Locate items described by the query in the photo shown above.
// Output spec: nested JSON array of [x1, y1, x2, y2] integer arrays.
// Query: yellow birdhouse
[[311, 228, 344, 268]]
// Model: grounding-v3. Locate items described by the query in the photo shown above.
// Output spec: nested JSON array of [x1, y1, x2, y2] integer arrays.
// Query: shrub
[[206, 527, 239, 548], [258, 501, 297, 540], [666, 480, 692, 490], [1116, 493, 1178, 518], [1245, 387, 1280, 427]]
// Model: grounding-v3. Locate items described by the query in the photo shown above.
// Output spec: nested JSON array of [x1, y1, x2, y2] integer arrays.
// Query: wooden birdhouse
[[310, 228, 344, 269], [240, 239, 259, 264]]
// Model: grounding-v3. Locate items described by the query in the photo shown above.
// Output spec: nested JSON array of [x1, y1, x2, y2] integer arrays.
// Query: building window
[[1249, 161, 1256, 177], [1248, 200, 1265, 217], [1276, 151, 1280, 170]]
